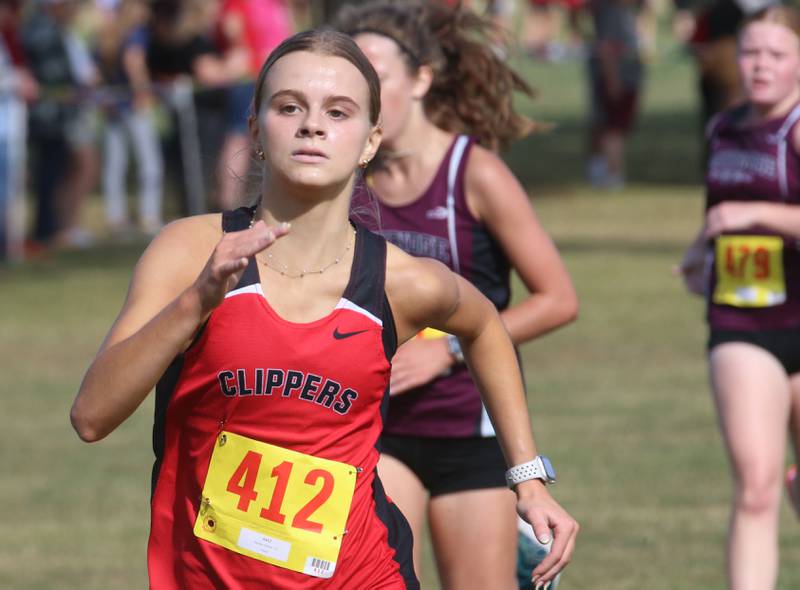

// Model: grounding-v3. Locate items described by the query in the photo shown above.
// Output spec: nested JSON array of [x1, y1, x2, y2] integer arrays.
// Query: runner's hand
[[675, 241, 707, 296], [515, 482, 578, 588], [192, 220, 289, 315], [704, 202, 763, 238], [389, 337, 453, 395]]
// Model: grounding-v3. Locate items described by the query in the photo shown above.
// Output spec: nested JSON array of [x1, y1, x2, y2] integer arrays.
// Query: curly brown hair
[[334, 0, 539, 152]]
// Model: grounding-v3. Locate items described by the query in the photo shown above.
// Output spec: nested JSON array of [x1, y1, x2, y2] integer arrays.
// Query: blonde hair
[[741, 5, 800, 42]]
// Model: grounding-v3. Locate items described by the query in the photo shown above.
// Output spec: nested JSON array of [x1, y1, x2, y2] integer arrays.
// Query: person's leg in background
[[429, 487, 517, 590], [127, 107, 164, 233], [710, 342, 790, 590], [56, 109, 98, 248], [786, 373, 800, 516], [102, 115, 130, 232], [31, 133, 67, 246]]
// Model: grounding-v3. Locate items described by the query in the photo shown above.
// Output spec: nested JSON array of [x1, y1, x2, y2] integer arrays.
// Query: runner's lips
[[292, 148, 328, 158]]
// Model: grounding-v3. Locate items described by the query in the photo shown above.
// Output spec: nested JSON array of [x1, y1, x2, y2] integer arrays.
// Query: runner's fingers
[[389, 372, 407, 393], [215, 256, 249, 279], [218, 221, 290, 260], [532, 519, 578, 584], [528, 513, 552, 545], [531, 546, 560, 581], [231, 227, 286, 259], [534, 534, 576, 585], [251, 220, 291, 254], [201, 220, 291, 303], [531, 516, 576, 570]]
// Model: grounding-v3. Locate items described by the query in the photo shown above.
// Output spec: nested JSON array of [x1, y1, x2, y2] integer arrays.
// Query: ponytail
[[336, 0, 540, 151]]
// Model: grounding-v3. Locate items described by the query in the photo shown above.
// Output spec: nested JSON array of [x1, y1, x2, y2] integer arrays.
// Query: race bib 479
[[713, 235, 786, 308]]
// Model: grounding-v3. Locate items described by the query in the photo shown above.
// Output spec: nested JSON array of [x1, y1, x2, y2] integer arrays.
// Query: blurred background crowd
[[0, 0, 776, 262]]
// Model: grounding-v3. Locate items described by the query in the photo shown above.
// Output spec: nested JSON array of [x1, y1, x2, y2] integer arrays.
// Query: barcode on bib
[[304, 556, 335, 578]]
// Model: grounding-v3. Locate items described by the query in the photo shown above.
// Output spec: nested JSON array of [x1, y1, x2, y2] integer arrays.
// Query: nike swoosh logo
[[333, 327, 369, 340]]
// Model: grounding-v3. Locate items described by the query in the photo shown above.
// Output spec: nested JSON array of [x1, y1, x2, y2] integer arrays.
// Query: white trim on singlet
[[445, 135, 495, 437], [334, 298, 383, 327], [225, 287, 382, 326], [225, 283, 264, 299], [479, 404, 496, 437], [446, 136, 470, 274], [776, 103, 800, 201]]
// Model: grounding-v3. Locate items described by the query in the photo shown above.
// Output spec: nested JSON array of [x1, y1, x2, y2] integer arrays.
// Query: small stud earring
[[359, 159, 370, 169], [256, 147, 266, 161]]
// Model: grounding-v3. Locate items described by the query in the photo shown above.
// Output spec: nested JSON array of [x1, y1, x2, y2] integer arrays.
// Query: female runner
[[336, 2, 578, 588], [70, 28, 577, 589], [679, 6, 800, 588]]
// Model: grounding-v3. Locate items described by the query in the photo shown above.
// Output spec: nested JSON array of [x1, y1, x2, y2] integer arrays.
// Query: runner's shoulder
[[134, 214, 222, 285]]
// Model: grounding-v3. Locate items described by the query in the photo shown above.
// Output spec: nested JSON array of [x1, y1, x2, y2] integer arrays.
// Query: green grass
[[2, 50, 800, 589]]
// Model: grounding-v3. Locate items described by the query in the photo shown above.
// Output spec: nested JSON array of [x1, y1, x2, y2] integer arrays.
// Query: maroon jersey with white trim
[[147, 208, 418, 589], [354, 136, 511, 438], [705, 103, 800, 330]]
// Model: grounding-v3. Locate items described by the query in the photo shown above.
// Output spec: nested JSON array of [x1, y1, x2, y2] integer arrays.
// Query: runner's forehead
[[263, 51, 371, 109], [740, 22, 800, 50]]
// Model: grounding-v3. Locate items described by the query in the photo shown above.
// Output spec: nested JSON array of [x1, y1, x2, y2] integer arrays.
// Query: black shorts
[[708, 328, 800, 376], [379, 434, 507, 497]]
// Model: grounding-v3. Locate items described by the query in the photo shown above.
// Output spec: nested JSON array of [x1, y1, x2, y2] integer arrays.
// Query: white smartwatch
[[505, 455, 557, 487]]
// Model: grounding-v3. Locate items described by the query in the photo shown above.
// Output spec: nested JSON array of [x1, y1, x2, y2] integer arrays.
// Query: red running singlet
[[147, 207, 418, 589]]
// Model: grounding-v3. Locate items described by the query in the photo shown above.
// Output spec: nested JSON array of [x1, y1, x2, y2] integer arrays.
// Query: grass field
[[2, 48, 800, 589]]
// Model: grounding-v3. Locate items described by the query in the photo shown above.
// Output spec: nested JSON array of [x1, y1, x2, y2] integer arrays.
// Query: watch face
[[541, 456, 556, 481]]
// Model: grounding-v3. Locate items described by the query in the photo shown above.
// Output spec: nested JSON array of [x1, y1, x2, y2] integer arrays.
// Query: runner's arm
[[386, 249, 578, 584], [704, 201, 800, 238], [70, 217, 287, 442], [465, 145, 578, 345]]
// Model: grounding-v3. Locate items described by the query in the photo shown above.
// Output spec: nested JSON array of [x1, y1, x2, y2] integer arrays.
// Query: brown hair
[[335, 0, 537, 151], [740, 5, 800, 42], [251, 28, 381, 125]]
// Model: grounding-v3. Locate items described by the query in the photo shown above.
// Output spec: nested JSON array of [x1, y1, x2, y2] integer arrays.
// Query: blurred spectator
[[689, 0, 746, 131], [687, 0, 775, 148], [96, 0, 164, 236], [146, 0, 241, 215], [310, 0, 353, 24], [525, 0, 586, 61], [586, 0, 643, 190], [636, 0, 659, 62], [22, 0, 99, 250], [0, 0, 37, 261], [214, 0, 292, 209]]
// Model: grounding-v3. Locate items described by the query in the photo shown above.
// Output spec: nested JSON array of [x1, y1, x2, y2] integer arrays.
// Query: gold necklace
[[257, 228, 356, 279]]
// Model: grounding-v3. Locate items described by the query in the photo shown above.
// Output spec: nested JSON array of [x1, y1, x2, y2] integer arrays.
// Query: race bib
[[417, 327, 447, 339], [713, 235, 786, 307], [194, 431, 357, 579]]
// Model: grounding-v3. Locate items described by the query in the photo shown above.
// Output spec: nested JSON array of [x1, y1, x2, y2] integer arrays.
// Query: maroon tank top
[[354, 136, 512, 438], [705, 102, 800, 330]]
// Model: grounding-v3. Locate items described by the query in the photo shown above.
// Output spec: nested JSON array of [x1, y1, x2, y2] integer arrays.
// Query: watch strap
[[505, 456, 553, 487]]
